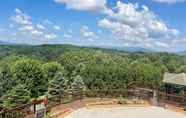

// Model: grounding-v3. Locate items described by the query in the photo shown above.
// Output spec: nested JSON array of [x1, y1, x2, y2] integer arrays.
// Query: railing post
[[152, 90, 158, 105], [2, 111, 5, 118], [33, 104, 36, 113]]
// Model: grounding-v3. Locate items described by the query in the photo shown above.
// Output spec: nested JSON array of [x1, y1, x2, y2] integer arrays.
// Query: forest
[[0, 44, 186, 110]]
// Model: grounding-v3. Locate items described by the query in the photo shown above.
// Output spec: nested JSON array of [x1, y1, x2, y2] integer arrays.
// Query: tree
[[47, 72, 67, 99], [129, 62, 163, 89], [59, 51, 95, 77], [2, 84, 30, 109], [11, 59, 47, 98], [71, 75, 86, 94], [176, 65, 186, 73], [42, 62, 65, 81], [0, 81, 3, 98], [0, 62, 14, 97]]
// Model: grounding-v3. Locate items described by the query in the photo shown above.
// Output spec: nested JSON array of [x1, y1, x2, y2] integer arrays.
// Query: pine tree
[[71, 75, 86, 95], [47, 72, 66, 99], [2, 84, 30, 109]]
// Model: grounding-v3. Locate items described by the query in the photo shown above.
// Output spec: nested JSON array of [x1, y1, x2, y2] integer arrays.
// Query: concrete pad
[[65, 106, 186, 118]]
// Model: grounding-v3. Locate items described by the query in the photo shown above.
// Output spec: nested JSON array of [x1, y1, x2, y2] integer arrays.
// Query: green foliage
[[11, 59, 47, 98], [1, 45, 186, 109], [71, 75, 86, 94], [129, 62, 163, 89], [42, 62, 65, 81], [0, 59, 16, 109], [176, 65, 186, 73], [0, 62, 14, 97], [2, 84, 30, 109], [47, 72, 67, 98]]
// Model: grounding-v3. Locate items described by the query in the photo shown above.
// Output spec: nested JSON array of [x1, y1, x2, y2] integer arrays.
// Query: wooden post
[[33, 104, 36, 113], [44, 97, 48, 107], [152, 90, 158, 105], [32, 99, 37, 113]]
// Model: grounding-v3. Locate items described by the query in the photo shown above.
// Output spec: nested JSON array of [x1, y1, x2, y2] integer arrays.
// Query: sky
[[0, 0, 186, 52]]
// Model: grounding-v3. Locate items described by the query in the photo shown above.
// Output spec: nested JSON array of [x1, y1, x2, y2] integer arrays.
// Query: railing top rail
[[0, 88, 185, 117], [158, 91, 186, 100], [0, 102, 32, 114]]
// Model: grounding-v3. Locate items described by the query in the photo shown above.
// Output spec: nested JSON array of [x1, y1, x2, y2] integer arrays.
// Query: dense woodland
[[0, 44, 186, 110]]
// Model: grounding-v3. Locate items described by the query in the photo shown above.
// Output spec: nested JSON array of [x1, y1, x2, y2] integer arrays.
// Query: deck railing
[[0, 88, 185, 118], [158, 91, 186, 106]]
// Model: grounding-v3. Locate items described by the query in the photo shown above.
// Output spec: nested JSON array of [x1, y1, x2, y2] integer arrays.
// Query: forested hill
[[0, 44, 185, 61], [0, 44, 186, 74], [1, 44, 186, 110], [0, 44, 80, 60], [0, 44, 146, 60], [0, 44, 185, 63]]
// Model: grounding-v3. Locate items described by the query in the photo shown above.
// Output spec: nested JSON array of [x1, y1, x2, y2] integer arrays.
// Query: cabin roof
[[163, 73, 186, 86]]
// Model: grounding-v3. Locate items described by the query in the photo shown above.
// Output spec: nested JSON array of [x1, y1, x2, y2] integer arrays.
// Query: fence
[[0, 103, 32, 118], [0, 99, 44, 118], [0, 88, 185, 118], [47, 89, 153, 107], [158, 91, 186, 106]]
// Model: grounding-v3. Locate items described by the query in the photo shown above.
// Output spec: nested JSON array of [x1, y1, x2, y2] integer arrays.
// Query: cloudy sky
[[0, 0, 186, 52]]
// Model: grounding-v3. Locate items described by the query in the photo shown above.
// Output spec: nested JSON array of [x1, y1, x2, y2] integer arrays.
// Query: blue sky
[[0, 0, 186, 52]]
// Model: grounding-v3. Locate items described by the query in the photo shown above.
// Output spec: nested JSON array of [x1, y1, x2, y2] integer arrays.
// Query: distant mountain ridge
[[0, 42, 154, 53], [177, 51, 186, 55], [84, 45, 154, 53], [0, 41, 14, 45], [0, 44, 182, 61], [99, 46, 153, 53]]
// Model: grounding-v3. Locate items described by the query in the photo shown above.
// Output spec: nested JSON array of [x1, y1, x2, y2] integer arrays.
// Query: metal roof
[[163, 73, 186, 86]]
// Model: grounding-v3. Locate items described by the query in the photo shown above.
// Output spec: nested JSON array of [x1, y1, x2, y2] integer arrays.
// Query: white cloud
[[18, 25, 43, 37], [54, 0, 107, 12], [10, 9, 64, 42], [45, 34, 58, 39], [64, 33, 72, 38], [11, 8, 32, 25], [36, 24, 45, 30], [54, 25, 61, 30], [43, 19, 54, 25], [80, 25, 97, 41], [155, 41, 169, 48], [11, 9, 42, 37], [18, 25, 34, 31], [98, 1, 181, 49], [153, 0, 186, 4], [17, 24, 44, 37], [31, 30, 43, 36], [144, 43, 154, 48]]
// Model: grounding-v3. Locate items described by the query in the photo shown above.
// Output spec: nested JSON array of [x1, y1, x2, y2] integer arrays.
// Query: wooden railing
[[0, 88, 185, 118], [158, 91, 186, 106], [0, 103, 32, 118], [0, 99, 44, 118]]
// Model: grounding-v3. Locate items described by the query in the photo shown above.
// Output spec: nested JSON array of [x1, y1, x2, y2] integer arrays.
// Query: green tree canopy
[[129, 62, 163, 89], [42, 62, 65, 81], [0, 62, 14, 97], [176, 65, 186, 73], [11, 59, 47, 98], [47, 72, 67, 98], [71, 75, 86, 94], [2, 84, 30, 109]]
